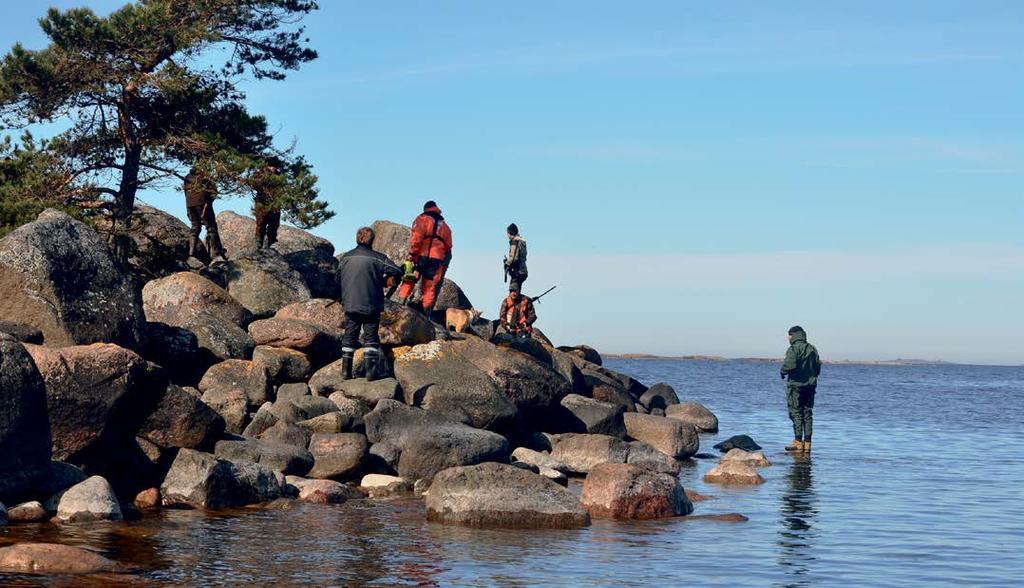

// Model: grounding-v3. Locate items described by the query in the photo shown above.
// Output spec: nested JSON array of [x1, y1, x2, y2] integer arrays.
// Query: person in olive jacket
[[336, 227, 403, 380], [781, 325, 822, 453]]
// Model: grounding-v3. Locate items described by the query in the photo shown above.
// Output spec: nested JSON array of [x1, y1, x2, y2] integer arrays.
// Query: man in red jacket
[[399, 200, 453, 315]]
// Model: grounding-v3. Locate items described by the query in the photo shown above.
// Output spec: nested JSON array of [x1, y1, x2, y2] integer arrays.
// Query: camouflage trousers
[[787, 385, 816, 440]]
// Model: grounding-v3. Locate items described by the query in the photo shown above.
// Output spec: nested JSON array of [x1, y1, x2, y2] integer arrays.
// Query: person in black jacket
[[337, 227, 403, 380]]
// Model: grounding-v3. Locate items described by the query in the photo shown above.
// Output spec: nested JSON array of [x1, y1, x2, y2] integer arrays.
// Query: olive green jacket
[[781, 332, 821, 388]]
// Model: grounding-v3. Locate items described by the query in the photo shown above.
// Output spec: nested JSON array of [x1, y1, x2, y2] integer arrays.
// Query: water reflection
[[777, 455, 818, 587]]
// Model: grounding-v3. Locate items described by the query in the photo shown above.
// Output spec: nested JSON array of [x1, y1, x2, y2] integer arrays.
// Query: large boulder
[[142, 271, 252, 328], [214, 438, 313, 476], [426, 462, 589, 529], [0, 543, 117, 575], [363, 400, 510, 482], [581, 463, 691, 520], [379, 301, 435, 346], [638, 383, 680, 412], [161, 448, 282, 508], [26, 343, 167, 464], [307, 433, 368, 480], [393, 341, 518, 431], [95, 203, 192, 279], [216, 211, 339, 298], [139, 322, 209, 386], [557, 345, 602, 366], [248, 318, 341, 365], [666, 402, 719, 433], [550, 434, 630, 475], [183, 312, 255, 361], [138, 384, 225, 450], [0, 334, 52, 502], [703, 460, 766, 485], [623, 413, 699, 460], [253, 346, 312, 383], [0, 209, 143, 347], [275, 298, 345, 335], [556, 394, 626, 437], [208, 249, 311, 319], [198, 360, 272, 410], [55, 475, 123, 523]]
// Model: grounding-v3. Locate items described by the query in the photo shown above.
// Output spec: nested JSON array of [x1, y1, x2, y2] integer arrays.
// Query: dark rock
[[546, 346, 590, 396], [0, 334, 51, 502], [214, 438, 313, 476], [200, 387, 249, 435], [426, 462, 589, 529], [683, 513, 749, 522], [161, 448, 282, 508], [139, 322, 209, 386], [208, 249, 311, 319], [0, 209, 143, 348], [713, 435, 762, 453], [307, 433, 368, 480], [26, 343, 167, 464], [666, 402, 720, 433], [591, 385, 637, 413], [277, 382, 311, 401], [253, 346, 312, 383], [557, 345, 602, 366], [582, 462, 692, 520], [378, 301, 435, 346], [0, 321, 43, 344], [623, 413, 699, 460], [32, 461, 87, 498], [95, 203, 192, 279], [139, 384, 225, 450], [638, 382, 680, 411], [363, 399, 510, 482], [556, 394, 626, 437], [181, 311, 256, 362], [297, 412, 355, 434]]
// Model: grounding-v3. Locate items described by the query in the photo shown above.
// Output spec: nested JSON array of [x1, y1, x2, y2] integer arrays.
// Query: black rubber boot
[[363, 349, 380, 382], [341, 352, 354, 380]]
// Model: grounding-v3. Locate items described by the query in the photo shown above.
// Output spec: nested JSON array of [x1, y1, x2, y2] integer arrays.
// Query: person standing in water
[[781, 325, 822, 453]]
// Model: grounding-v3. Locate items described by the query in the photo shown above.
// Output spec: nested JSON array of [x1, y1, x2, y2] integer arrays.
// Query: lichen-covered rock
[[26, 343, 166, 464], [364, 400, 510, 482], [138, 384, 225, 450], [55, 476, 123, 523], [426, 462, 589, 529], [198, 360, 271, 410], [623, 413, 699, 460], [581, 463, 692, 519], [253, 346, 311, 383], [703, 460, 766, 485], [0, 209, 144, 348], [0, 334, 51, 502], [666, 402, 719, 433]]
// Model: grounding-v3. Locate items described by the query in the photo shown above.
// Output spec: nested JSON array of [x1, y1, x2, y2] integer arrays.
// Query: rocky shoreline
[[0, 207, 765, 576]]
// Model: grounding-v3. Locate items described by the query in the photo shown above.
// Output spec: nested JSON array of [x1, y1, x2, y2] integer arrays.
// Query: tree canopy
[[0, 0, 331, 254]]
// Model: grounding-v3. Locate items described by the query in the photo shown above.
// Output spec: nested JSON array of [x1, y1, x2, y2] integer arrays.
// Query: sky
[[2, 1, 1022, 364]]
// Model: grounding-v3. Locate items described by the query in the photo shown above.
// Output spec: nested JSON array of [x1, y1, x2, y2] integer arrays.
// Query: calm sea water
[[3, 360, 1023, 587]]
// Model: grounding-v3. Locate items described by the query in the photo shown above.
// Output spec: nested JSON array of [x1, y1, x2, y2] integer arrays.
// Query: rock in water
[[426, 462, 590, 529], [0, 334, 52, 502], [6, 501, 48, 523], [0, 543, 117, 574], [623, 413, 699, 460], [56, 476, 123, 523], [581, 463, 692, 520], [550, 434, 630, 475], [511, 448, 571, 474], [363, 400, 510, 482], [25, 343, 166, 464], [703, 460, 766, 485], [713, 435, 762, 453], [721, 448, 771, 468], [666, 402, 719, 433], [161, 449, 282, 509], [0, 209, 143, 347]]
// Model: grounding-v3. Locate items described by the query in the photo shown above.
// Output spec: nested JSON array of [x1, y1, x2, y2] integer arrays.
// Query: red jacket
[[407, 206, 453, 262]]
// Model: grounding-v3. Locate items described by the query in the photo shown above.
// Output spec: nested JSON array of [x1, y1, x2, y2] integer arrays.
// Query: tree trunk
[[112, 86, 141, 265]]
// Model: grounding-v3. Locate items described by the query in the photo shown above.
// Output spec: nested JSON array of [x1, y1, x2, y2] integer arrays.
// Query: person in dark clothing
[[184, 166, 227, 262], [504, 223, 528, 291], [253, 162, 282, 250], [337, 226, 403, 380], [781, 325, 822, 453]]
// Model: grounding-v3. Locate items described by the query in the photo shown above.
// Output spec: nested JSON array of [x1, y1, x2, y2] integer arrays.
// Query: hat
[[788, 325, 806, 335], [509, 283, 521, 293], [423, 200, 437, 211], [507, 223, 519, 236]]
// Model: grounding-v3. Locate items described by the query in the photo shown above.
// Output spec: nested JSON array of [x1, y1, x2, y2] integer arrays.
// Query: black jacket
[[337, 245, 403, 315], [781, 331, 822, 388]]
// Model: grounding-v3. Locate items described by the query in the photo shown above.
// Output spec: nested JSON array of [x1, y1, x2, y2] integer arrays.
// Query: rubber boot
[[785, 439, 803, 451], [341, 352, 354, 380], [187, 235, 200, 258], [802, 440, 812, 453], [363, 349, 380, 382]]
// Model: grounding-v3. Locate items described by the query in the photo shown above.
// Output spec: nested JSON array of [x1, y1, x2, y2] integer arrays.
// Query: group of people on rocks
[[182, 173, 822, 453]]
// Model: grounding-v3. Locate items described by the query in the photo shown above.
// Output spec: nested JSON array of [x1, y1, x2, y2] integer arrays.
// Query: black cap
[[507, 223, 519, 236], [509, 283, 521, 293], [423, 200, 437, 211], [788, 325, 805, 335]]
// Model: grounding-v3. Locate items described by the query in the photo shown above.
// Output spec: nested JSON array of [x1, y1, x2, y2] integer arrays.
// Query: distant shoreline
[[604, 354, 967, 366]]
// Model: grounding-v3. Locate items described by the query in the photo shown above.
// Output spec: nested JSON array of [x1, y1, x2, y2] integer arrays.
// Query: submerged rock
[[426, 462, 590, 529], [0, 543, 117, 574], [581, 463, 692, 520]]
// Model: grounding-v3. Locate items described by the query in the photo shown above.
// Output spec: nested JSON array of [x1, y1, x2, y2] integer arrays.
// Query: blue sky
[[3, 1, 1022, 364]]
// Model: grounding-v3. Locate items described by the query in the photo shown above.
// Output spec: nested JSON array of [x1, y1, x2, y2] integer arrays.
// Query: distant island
[[605, 354, 958, 366]]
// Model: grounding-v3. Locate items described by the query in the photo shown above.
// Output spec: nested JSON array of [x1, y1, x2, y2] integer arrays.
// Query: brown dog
[[445, 308, 482, 333]]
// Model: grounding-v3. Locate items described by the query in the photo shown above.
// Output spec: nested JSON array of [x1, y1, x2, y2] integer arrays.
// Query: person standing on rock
[[504, 223, 528, 291], [398, 200, 453, 317], [781, 325, 822, 453], [184, 165, 227, 263], [499, 283, 537, 338], [337, 227, 403, 380], [252, 160, 282, 250]]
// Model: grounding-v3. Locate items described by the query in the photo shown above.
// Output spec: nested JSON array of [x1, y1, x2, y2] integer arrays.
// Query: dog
[[445, 308, 482, 333]]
